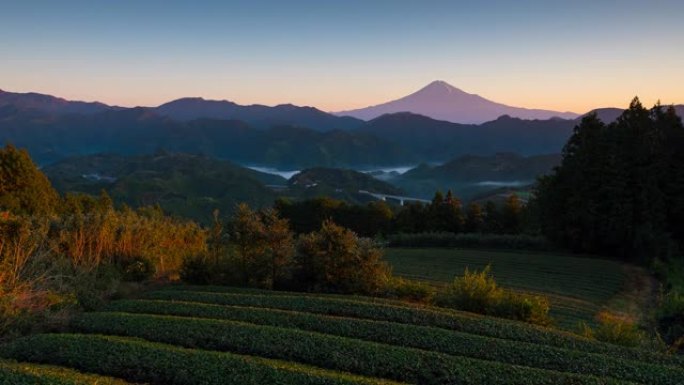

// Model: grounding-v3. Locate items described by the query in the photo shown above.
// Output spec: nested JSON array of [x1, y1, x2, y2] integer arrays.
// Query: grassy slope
[[384, 248, 630, 328]]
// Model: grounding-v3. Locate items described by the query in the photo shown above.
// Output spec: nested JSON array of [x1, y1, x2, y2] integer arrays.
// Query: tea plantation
[[384, 248, 632, 328], [1, 285, 683, 384]]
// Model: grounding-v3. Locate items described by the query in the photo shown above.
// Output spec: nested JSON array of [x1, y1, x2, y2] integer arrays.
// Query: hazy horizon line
[[5, 82, 681, 116]]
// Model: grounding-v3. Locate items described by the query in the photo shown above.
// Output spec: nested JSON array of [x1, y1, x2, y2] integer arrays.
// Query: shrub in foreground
[[578, 312, 644, 348], [436, 266, 552, 326]]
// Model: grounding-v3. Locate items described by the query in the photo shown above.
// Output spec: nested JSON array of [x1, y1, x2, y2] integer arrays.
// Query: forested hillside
[[44, 152, 284, 222]]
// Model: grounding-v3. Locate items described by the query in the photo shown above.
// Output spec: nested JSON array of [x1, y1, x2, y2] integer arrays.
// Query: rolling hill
[[393, 153, 560, 200], [44, 152, 285, 222], [287, 168, 403, 203]]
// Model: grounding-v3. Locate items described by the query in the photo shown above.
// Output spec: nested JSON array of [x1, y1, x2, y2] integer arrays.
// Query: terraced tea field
[[385, 248, 632, 328], [2, 285, 683, 384]]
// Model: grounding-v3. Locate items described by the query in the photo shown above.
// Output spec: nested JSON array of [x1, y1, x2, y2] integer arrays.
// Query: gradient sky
[[1, 0, 683, 113]]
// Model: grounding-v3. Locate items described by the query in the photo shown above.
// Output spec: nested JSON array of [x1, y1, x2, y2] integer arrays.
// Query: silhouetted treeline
[[534, 98, 684, 263], [274, 191, 528, 238]]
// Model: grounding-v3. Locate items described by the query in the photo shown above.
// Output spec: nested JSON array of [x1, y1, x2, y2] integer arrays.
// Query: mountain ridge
[[0, 88, 117, 115], [335, 80, 580, 124], [154, 97, 364, 131]]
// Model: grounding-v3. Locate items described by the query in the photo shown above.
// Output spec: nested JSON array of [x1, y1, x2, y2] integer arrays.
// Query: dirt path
[[604, 265, 660, 328]]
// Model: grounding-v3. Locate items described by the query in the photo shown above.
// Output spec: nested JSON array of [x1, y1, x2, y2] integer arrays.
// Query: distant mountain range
[[358, 112, 575, 160], [0, 105, 410, 167], [335, 81, 580, 124], [0, 88, 362, 132], [1, 85, 682, 169], [0, 88, 116, 115], [156, 98, 363, 131]]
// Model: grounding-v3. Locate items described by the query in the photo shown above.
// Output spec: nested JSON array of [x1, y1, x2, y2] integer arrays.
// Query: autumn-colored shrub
[[578, 311, 644, 347], [294, 220, 391, 295], [436, 266, 551, 325]]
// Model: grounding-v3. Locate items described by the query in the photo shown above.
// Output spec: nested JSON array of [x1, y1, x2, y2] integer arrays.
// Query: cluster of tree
[[274, 198, 394, 237], [181, 203, 550, 325], [275, 191, 528, 238], [0, 144, 206, 336], [182, 204, 390, 295], [534, 99, 684, 262]]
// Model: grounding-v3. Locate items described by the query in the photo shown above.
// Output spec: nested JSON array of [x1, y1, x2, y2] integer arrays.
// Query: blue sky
[[1, 0, 682, 112]]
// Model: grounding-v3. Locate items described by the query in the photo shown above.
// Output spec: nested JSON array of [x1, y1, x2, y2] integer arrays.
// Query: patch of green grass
[[384, 248, 627, 328]]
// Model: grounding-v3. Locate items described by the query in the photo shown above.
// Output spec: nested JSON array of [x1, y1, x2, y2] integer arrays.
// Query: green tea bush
[[69, 312, 641, 385], [105, 300, 684, 383], [382, 277, 436, 303], [387, 232, 555, 251], [0, 359, 132, 385], [143, 289, 683, 366], [1, 334, 398, 385]]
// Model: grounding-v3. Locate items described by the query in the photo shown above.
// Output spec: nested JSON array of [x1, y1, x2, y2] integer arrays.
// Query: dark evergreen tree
[[465, 202, 485, 233], [502, 194, 524, 234], [534, 99, 682, 262], [484, 201, 502, 234]]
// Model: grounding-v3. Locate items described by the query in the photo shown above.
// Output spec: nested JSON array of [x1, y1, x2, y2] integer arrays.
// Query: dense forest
[[535, 99, 684, 262]]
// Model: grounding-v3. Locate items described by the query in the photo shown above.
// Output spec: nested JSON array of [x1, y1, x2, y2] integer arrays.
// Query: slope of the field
[[1, 286, 683, 385], [384, 248, 630, 329]]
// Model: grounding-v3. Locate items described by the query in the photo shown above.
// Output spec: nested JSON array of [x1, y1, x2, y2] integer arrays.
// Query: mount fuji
[[335, 81, 579, 124]]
